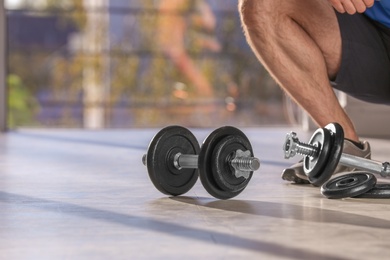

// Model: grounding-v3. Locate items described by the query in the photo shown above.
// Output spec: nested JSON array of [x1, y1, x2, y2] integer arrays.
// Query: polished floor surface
[[1, 127, 390, 259]]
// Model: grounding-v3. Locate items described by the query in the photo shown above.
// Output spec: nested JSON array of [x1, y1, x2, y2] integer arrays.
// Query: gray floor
[[1, 127, 390, 260]]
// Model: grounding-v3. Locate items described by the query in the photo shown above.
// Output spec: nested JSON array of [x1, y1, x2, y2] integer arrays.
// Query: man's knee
[[239, 0, 285, 37], [239, 0, 266, 28]]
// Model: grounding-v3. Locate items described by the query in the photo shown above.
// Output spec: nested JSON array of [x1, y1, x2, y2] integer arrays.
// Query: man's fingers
[[330, 0, 376, 14], [363, 0, 375, 8], [341, 0, 357, 14], [329, 0, 346, 13], [351, 0, 372, 13]]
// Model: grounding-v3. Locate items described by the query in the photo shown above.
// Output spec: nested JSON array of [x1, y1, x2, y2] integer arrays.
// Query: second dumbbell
[[284, 122, 390, 186]]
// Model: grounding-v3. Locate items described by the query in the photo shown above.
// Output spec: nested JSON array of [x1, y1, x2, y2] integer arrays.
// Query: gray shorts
[[333, 12, 390, 104]]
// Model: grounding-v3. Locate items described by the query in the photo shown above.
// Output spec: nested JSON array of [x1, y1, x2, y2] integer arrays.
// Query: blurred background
[[3, 0, 296, 130]]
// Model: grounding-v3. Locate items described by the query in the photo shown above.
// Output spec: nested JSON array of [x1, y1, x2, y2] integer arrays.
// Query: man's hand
[[328, 0, 376, 14]]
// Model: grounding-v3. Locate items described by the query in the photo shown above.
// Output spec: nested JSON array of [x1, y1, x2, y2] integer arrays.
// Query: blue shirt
[[365, 1, 390, 27]]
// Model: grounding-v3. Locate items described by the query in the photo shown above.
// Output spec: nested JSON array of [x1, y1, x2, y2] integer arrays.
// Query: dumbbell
[[283, 122, 390, 187], [142, 125, 260, 199]]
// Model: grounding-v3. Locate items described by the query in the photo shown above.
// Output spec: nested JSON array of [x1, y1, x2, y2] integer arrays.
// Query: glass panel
[[5, 0, 288, 129]]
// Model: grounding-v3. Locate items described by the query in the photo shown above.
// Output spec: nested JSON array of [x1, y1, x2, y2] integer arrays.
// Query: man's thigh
[[332, 12, 390, 104]]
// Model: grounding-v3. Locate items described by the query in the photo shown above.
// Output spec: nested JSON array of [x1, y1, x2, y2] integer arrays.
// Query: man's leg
[[239, 0, 359, 142]]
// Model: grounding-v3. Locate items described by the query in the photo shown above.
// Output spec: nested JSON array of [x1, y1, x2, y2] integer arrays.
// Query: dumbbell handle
[[174, 154, 198, 169], [284, 132, 390, 178], [142, 153, 199, 169], [339, 154, 390, 178], [143, 149, 260, 179]]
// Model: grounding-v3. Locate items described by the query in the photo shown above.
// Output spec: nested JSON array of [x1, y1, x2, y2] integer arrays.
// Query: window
[[5, 0, 286, 129]]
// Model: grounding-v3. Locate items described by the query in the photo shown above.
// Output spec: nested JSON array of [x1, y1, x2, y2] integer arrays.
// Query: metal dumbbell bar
[[283, 123, 390, 186], [142, 125, 260, 199], [170, 150, 260, 178], [143, 149, 259, 179]]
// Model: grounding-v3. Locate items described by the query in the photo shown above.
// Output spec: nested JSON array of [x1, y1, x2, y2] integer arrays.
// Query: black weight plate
[[211, 135, 253, 194], [304, 127, 332, 179], [198, 126, 254, 200], [309, 123, 345, 187], [321, 172, 377, 199], [354, 184, 390, 198], [146, 126, 200, 196]]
